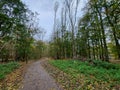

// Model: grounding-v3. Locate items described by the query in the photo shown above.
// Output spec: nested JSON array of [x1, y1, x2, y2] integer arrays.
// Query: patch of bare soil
[[110, 60, 120, 64]]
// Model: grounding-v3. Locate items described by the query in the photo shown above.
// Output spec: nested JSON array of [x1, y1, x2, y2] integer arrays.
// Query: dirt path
[[19, 60, 62, 90]]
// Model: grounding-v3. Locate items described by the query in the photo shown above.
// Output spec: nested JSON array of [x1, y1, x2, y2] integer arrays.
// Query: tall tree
[[65, 0, 80, 58], [104, 0, 120, 59]]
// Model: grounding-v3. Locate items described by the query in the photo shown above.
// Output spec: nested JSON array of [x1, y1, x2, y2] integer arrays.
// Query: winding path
[[19, 60, 62, 90]]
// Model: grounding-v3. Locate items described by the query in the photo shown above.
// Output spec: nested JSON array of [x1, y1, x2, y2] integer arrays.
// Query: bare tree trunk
[[105, 6, 120, 59], [95, 4, 109, 61], [65, 0, 80, 59], [53, 1, 59, 59], [87, 39, 91, 59]]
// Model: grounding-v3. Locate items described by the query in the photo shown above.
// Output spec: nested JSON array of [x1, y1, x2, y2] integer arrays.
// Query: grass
[[0, 62, 20, 80], [50, 60, 120, 88]]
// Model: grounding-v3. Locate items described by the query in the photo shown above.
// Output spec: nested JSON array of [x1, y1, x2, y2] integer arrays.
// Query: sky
[[21, 0, 87, 41]]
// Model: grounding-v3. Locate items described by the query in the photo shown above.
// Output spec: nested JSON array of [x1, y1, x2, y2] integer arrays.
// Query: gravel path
[[19, 60, 62, 90]]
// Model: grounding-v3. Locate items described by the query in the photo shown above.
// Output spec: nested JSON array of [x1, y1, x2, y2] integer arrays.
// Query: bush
[[91, 60, 120, 69]]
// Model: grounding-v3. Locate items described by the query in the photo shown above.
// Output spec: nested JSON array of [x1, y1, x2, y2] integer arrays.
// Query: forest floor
[[1, 59, 120, 90], [42, 60, 120, 90], [0, 59, 63, 90], [0, 61, 33, 90], [19, 59, 63, 90]]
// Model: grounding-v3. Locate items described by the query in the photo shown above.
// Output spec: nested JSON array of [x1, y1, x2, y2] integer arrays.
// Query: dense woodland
[[0, 0, 46, 62], [0, 0, 120, 62], [50, 0, 120, 61], [0, 0, 120, 89]]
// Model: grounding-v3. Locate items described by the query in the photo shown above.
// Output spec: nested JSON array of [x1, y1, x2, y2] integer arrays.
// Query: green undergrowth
[[0, 62, 20, 80], [50, 60, 120, 87]]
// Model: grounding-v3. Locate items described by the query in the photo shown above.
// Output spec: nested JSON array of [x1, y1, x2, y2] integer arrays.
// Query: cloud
[[21, 0, 55, 40], [21, 0, 87, 41]]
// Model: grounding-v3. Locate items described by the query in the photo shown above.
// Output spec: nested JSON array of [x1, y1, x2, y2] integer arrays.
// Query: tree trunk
[[96, 7, 109, 61], [105, 6, 120, 59]]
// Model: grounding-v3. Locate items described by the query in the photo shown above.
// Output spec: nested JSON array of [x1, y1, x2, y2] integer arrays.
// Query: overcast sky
[[21, 0, 87, 41]]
